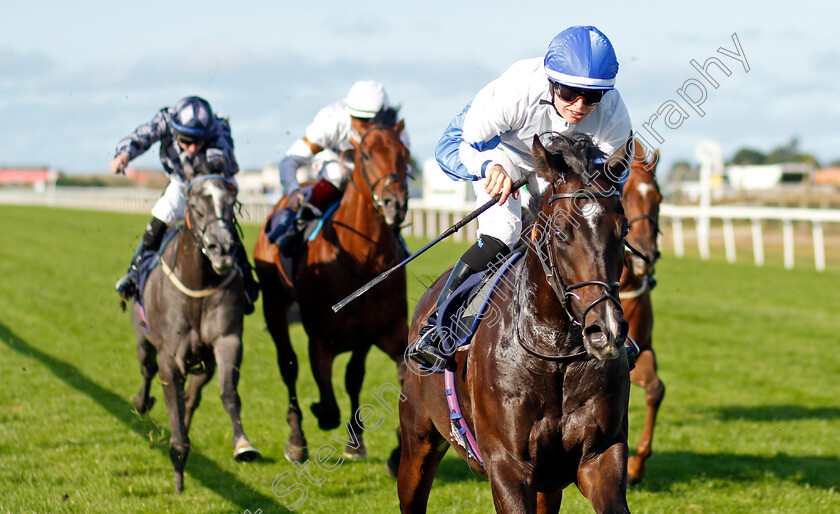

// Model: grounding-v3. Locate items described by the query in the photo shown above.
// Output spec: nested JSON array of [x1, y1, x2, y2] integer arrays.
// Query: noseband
[[348, 126, 409, 216], [535, 190, 623, 327]]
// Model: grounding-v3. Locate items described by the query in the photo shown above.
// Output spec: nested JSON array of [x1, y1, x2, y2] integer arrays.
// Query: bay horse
[[398, 133, 632, 513], [253, 115, 410, 462], [130, 159, 260, 493], [621, 139, 664, 485]]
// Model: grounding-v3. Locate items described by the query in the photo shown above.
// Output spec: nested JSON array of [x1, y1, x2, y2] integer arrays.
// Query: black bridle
[[624, 165, 663, 266], [347, 126, 409, 217], [534, 190, 624, 328], [185, 174, 240, 257]]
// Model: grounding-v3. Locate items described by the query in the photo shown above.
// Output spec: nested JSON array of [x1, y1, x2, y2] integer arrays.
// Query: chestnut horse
[[253, 116, 410, 462], [621, 139, 664, 485], [130, 160, 260, 493], [398, 133, 632, 513]]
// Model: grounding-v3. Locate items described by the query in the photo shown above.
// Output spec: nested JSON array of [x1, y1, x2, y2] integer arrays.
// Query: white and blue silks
[[434, 58, 633, 247]]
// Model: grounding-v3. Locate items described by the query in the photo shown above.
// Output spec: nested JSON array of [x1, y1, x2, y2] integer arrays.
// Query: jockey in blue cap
[[408, 26, 635, 371]]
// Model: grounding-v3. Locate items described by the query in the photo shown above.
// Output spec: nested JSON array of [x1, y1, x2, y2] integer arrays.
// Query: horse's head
[[528, 132, 629, 360], [623, 139, 662, 277], [185, 157, 239, 275], [351, 111, 410, 227]]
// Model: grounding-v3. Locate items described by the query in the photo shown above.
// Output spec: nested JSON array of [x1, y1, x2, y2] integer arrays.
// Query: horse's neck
[[332, 187, 397, 264], [517, 251, 574, 338], [170, 228, 215, 287]]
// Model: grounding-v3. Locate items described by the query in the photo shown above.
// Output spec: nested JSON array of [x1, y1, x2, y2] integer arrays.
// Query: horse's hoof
[[133, 395, 155, 415], [627, 457, 646, 485], [234, 440, 262, 462], [342, 445, 368, 459], [310, 402, 341, 430], [284, 443, 309, 463]]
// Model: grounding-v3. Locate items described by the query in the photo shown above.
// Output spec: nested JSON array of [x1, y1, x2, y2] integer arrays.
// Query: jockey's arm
[[279, 137, 324, 210]]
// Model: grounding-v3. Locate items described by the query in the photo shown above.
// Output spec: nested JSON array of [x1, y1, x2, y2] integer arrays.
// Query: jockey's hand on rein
[[289, 190, 305, 211], [485, 164, 518, 205]]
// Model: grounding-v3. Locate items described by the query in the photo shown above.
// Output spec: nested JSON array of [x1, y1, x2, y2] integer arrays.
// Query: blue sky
[[2, 1, 839, 177]]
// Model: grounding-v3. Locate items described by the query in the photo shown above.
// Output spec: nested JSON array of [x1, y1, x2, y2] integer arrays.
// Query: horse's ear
[[649, 149, 660, 172], [532, 134, 560, 182], [394, 119, 405, 134]]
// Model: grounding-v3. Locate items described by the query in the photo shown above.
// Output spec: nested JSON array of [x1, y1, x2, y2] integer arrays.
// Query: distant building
[[0, 167, 61, 192], [420, 159, 475, 208], [726, 163, 814, 191], [814, 167, 840, 187]]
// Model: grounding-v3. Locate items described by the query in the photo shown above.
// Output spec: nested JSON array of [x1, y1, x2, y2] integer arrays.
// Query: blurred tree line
[[667, 136, 840, 184], [730, 136, 825, 167]]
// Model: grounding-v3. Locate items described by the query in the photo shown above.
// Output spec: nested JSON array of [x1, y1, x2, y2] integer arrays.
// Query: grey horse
[[129, 162, 260, 493]]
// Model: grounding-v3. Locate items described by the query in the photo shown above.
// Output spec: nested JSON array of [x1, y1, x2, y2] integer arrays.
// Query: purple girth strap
[[444, 369, 484, 467]]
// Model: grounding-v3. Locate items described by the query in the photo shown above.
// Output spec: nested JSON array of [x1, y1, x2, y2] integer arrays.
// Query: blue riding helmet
[[172, 96, 216, 139], [544, 26, 619, 90]]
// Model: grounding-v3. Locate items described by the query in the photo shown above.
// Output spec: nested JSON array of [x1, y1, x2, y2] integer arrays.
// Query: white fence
[[3, 186, 840, 272], [661, 204, 840, 272]]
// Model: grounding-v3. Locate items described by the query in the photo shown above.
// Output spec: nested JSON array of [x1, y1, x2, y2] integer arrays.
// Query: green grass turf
[[0, 204, 838, 513]]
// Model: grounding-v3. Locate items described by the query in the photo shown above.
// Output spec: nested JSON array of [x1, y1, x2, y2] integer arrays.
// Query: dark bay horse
[[621, 139, 664, 485], [253, 116, 410, 462], [130, 161, 260, 493], [398, 133, 632, 513]]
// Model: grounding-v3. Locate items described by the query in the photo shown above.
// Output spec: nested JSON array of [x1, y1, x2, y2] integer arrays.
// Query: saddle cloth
[[434, 251, 522, 353], [135, 226, 181, 306]]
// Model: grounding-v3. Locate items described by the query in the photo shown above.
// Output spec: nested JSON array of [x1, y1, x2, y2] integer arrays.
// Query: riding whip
[[332, 176, 528, 312]]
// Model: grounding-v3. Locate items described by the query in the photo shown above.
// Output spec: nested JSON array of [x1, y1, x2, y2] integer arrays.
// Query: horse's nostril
[[584, 324, 604, 338]]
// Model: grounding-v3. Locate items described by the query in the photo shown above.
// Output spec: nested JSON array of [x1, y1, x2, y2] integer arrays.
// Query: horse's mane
[[527, 132, 620, 213], [369, 106, 401, 128]]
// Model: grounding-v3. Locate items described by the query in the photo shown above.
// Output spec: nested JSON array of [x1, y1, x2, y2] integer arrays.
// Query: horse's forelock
[[370, 106, 401, 128], [540, 132, 615, 191]]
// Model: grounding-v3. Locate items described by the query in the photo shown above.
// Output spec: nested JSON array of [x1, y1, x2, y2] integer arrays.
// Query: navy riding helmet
[[544, 26, 619, 90], [172, 96, 216, 139]]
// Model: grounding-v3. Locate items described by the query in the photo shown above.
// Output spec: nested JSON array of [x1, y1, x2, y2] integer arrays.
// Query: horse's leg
[[485, 459, 538, 513], [373, 328, 408, 475], [628, 348, 665, 484], [214, 334, 261, 462], [133, 334, 158, 415], [397, 375, 448, 514], [342, 347, 370, 459], [308, 338, 341, 430], [258, 260, 308, 462], [536, 491, 563, 514], [158, 353, 190, 493], [576, 442, 630, 514], [184, 351, 216, 432]]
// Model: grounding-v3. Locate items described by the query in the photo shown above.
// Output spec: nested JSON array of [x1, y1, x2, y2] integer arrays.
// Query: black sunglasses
[[177, 135, 207, 146], [552, 82, 607, 106]]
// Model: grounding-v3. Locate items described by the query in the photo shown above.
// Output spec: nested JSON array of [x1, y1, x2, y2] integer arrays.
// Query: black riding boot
[[235, 244, 260, 315], [115, 217, 166, 300], [408, 235, 510, 371], [407, 259, 475, 370]]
